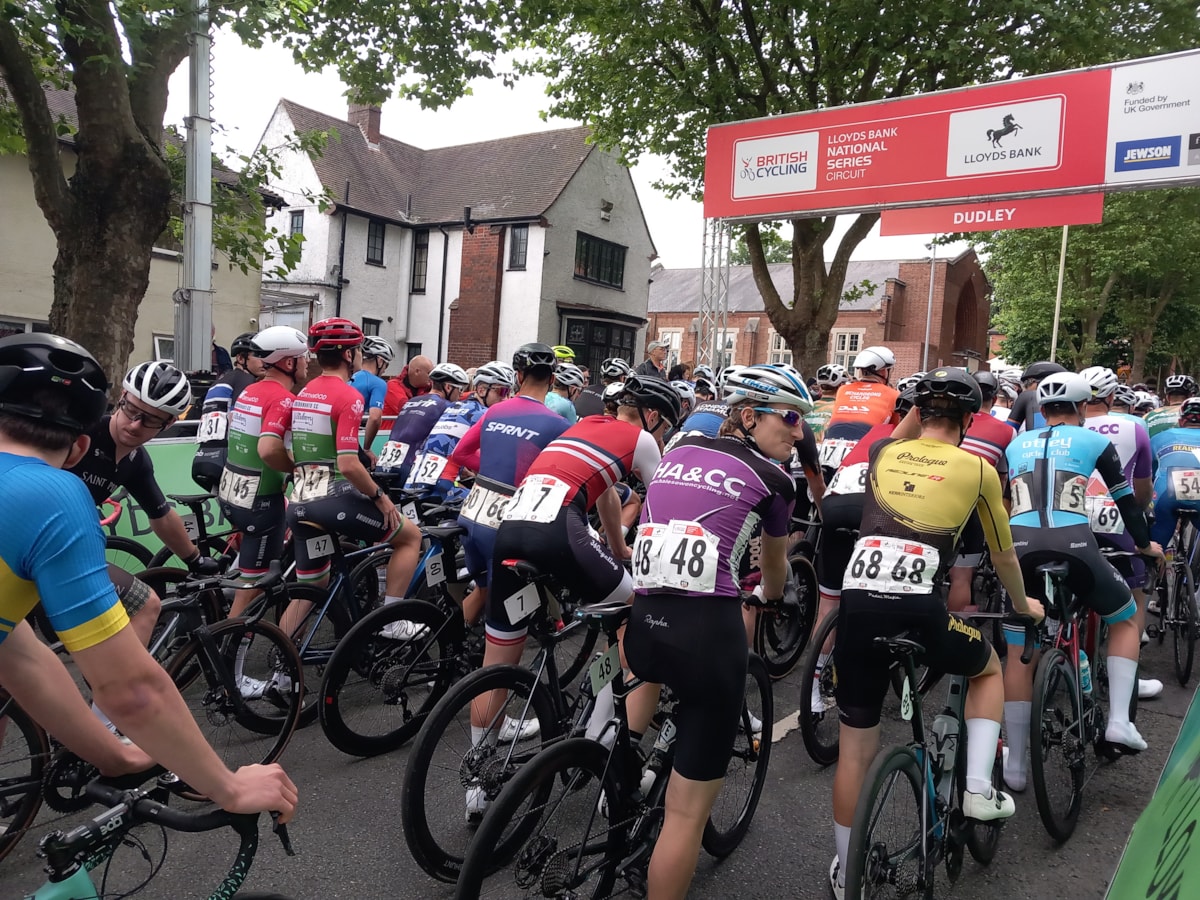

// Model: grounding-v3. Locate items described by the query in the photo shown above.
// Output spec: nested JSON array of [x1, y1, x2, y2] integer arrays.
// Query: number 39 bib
[[631, 520, 719, 594], [843, 536, 940, 595]]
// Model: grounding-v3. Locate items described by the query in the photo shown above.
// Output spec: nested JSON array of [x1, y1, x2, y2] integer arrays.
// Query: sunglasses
[[117, 397, 170, 430], [753, 407, 802, 427]]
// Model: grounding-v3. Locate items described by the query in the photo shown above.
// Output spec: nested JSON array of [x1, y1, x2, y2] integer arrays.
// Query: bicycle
[[452, 598, 773, 898], [744, 552, 818, 681], [843, 613, 1035, 900], [1148, 508, 1200, 685], [401, 558, 601, 883], [0, 689, 49, 865], [148, 491, 242, 569]]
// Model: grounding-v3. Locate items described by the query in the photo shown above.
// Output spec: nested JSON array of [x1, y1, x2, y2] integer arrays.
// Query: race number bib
[[631, 520, 719, 594], [305, 534, 335, 559], [1085, 496, 1124, 534], [503, 475, 570, 524], [1009, 474, 1034, 516], [409, 453, 449, 487], [818, 438, 856, 470], [377, 441, 410, 470], [843, 536, 940, 595], [827, 462, 869, 496], [1171, 469, 1200, 499], [292, 464, 332, 502], [460, 483, 511, 530], [181, 513, 200, 540], [1052, 472, 1088, 516], [218, 468, 260, 510], [196, 410, 227, 443]]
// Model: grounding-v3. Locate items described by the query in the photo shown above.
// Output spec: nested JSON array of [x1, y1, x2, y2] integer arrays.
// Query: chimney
[[348, 103, 381, 145]]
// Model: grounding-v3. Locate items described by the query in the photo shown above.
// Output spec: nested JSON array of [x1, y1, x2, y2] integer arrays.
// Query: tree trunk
[[1130, 329, 1153, 385]]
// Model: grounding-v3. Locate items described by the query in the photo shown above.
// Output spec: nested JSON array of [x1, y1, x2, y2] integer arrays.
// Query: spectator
[[383, 354, 433, 416], [211, 327, 233, 374], [667, 361, 693, 382], [635, 340, 669, 379]]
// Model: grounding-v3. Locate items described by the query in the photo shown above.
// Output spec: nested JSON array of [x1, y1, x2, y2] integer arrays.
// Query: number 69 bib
[[631, 520, 719, 594], [843, 536, 940, 595]]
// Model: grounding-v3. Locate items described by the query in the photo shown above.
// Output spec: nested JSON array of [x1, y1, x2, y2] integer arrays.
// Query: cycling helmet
[[998, 368, 1022, 389], [914, 368, 982, 414], [815, 363, 849, 387], [512, 342, 557, 373], [1036, 371, 1090, 406], [0, 333, 108, 433], [554, 363, 586, 389], [602, 381, 627, 404], [1165, 374, 1197, 397], [693, 378, 715, 396], [852, 346, 895, 374], [429, 362, 470, 388], [716, 365, 746, 395], [474, 361, 515, 389], [230, 332, 258, 358], [972, 370, 998, 400], [552, 345, 575, 362], [250, 325, 308, 365], [895, 385, 918, 418], [308, 317, 363, 351], [600, 357, 633, 379], [693, 364, 716, 384], [670, 379, 696, 409], [122, 360, 192, 417], [620, 375, 683, 425], [1112, 384, 1137, 408], [1021, 360, 1066, 383], [361, 336, 395, 362], [1134, 390, 1158, 412], [1180, 397, 1200, 426], [895, 371, 925, 393], [723, 364, 814, 414], [1080, 365, 1118, 400]]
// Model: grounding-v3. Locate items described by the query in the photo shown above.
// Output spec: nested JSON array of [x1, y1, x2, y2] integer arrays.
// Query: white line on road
[[773, 709, 800, 743]]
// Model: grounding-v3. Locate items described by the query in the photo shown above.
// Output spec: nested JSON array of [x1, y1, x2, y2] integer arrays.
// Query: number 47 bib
[[843, 536, 940, 595]]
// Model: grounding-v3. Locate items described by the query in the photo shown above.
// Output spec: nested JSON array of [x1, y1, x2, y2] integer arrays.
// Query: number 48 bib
[[631, 520, 719, 594], [843, 536, 940, 595]]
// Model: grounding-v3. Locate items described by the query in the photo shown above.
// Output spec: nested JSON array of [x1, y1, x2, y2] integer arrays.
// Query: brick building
[[646, 249, 990, 379]]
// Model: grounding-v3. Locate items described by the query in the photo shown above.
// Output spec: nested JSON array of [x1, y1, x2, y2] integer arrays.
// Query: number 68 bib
[[631, 520, 719, 594], [843, 536, 940, 595]]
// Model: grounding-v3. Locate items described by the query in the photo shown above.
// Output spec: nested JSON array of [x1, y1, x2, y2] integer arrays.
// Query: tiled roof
[[648, 259, 902, 314], [278, 99, 595, 225]]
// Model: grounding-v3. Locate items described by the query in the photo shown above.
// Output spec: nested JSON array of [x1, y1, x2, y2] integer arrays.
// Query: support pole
[[922, 241, 937, 371], [1050, 225, 1070, 361]]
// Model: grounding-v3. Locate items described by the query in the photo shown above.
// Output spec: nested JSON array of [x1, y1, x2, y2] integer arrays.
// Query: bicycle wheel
[[453, 736, 625, 899], [1173, 564, 1198, 685], [551, 615, 600, 689], [844, 745, 930, 900], [165, 618, 303, 799], [960, 717, 1004, 865], [402, 664, 561, 883], [106, 535, 153, 572], [275, 584, 353, 728], [702, 653, 773, 857], [138, 567, 208, 671], [0, 699, 48, 864], [755, 554, 818, 680], [1029, 648, 1084, 843], [319, 599, 464, 757], [798, 609, 841, 766]]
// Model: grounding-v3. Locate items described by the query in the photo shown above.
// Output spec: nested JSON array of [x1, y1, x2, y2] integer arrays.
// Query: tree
[[729, 222, 788, 266]]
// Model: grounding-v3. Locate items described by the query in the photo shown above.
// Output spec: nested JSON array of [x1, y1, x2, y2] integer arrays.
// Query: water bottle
[[931, 712, 959, 805], [1079, 650, 1093, 695]]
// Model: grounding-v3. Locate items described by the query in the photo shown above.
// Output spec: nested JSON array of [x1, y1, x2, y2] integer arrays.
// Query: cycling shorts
[[624, 593, 748, 781], [1010, 523, 1136, 625], [1096, 530, 1146, 592], [107, 564, 152, 616], [815, 493, 863, 592], [1151, 470, 1200, 547], [613, 482, 634, 505], [834, 588, 992, 729], [487, 502, 633, 643], [191, 446, 226, 493], [221, 493, 287, 580], [287, 480, 401, 582]]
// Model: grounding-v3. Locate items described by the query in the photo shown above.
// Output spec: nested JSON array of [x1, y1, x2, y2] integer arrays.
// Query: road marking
[[773, 709, 800, 744]]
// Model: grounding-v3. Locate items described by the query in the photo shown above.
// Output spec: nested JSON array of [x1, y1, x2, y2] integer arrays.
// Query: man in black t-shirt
[[192, 332, 262, 491]]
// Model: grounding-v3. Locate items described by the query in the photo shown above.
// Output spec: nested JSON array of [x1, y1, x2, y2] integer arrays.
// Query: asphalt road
[[6, 635, 1194, 899]]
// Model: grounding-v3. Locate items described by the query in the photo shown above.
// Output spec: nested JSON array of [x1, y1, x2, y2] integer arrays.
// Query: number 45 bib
[[631, 520, 720, 594], [843, 536, 940, 595]]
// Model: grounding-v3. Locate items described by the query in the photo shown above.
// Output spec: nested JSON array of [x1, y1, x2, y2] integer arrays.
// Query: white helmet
[[895, 372, 925, 393], [723, 364, 814, 414], [251, 326, 308, 366], [474, 361, 515, 389], [1134, 390, 1158, 411], [430, 362, 470, 388], [122, 361, 191, 417], [716, 365, 746, 396], [602, 381, 626, 403], [1036, 372, 1090, 406], [600, 357, 633, 379], [815, 363, 848, 387], [853, 346, 895, 374], [670, 379, 696, 409], [554, 363, 586, 390], [1079, 365, 1118, 400], [361, 336, 395, 362]]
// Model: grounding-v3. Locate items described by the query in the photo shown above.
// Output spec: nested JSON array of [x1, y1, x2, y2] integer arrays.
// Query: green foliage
[[730, 222, 789, 265]]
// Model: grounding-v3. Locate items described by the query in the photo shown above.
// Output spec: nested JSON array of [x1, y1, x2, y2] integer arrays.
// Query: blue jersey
[[1006, 424, 1132, 529], [1150, 427, 1200, 472], [0, 454, 127, 651], [665, 400, 727, 449], [350, 370, 388, 411], [403, 396, 487, 500], [544, 391, 577, 424], [1149, 427, 1200, 544], [380, 393, 449, 479]]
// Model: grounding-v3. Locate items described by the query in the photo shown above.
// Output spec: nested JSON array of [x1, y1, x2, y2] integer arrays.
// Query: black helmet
[[621, 374, 683, 426], [915, 368, 983, 414], [512, 342, 557, 373], [1021, 361, 1066, 383], [895, 385, 918, 417], [972, 370, 998, 400], [230, 332, 258, 357], [0, 333, 109, 433]]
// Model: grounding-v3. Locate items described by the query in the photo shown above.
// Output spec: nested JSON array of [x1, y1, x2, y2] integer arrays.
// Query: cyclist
[[1004, 360, 1066, 432], [805, 363, 847, 442], [1145, 373, 1197, 438], [1112, 383, 1139, 418], [1133, 390, 1159, 417], [191, 331, 262, 492], [829, 368, 1044, 899], [0, 333, 298, 820], [991, 368, 1021, 420], [575, 356, 632, 418], [623, 364, 803, 900], [350, 335, 395, 463], [820, 347, 900, 476], [1149, 396, 1200, 550], [545, 362, 585, 423], [278, 318, 421, 641], [552, 344, 575, 363], [692, 364, 717, 404], [666, 380, 696, 442], [218, 325, 309, 622], [664, 365, 743, 450], [1003, 372, 1162, 787], [377, 362, 470, 483]]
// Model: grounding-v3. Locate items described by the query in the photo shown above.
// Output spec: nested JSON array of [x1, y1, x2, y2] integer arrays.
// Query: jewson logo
[[1114, 136, 1181, 172], [732, 132, 819, 199]]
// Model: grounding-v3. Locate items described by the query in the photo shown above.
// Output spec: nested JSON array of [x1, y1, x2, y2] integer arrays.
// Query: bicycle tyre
[[274, 584, 353, 728], [1029, 647, 1084, 843], [138, 567, 210, 671], [844, 745, 930, 900], [756, 554, 818, 680], [0, 699, 48, 864], [319, 599, 462, 757], [798, 609, 840, 766], [961, 715, 1004, 864], [702, 653, 773, 856], [1173, 564, 1197, 685], [106, 535, 154, 572], [553, 615, 601, 689], [401, 663, 562, 883], [165, 618, 303, 800]]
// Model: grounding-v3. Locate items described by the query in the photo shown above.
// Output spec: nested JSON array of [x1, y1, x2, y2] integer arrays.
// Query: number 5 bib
[[843, 536, 940, 595]]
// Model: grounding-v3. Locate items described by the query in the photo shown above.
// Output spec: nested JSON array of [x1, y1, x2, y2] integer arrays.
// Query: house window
[[716, 333, 737, 370], [574, 232, 626, 289], [509, 224, 529, 270], [767, 330, 793, 366], [406, 342, 422, 361], [289, 210, 304, 236], [830, 329, 864, 370], [562, 316, 636, 380], [367, 220, 386, 266], [0, 319, 48, 339], [362, 318, 381, 337], [153, 334, 175, 362], [411, 229, 429, 292], [657, 328, 683, 371]]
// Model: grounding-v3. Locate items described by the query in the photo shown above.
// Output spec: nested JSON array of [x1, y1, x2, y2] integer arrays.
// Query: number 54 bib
[[843, 536, 940, 595]]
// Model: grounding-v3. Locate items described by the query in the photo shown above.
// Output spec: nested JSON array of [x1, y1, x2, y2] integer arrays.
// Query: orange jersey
[[827, 380, 900, 437]]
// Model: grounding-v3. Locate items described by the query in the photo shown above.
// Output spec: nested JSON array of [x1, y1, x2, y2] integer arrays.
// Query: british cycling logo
[[738, 151, 809, 183], [1114, 136, 1181, 172]]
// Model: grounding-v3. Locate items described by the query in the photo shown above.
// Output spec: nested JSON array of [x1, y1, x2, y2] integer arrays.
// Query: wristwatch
[[373, 486, 384, 500]]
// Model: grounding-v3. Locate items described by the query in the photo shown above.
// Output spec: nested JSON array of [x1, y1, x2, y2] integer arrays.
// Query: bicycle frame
[[1040, 570, 1097, 748]]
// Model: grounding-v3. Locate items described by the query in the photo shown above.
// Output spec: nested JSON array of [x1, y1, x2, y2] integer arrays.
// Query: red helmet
[[308, 317, 363, 351]]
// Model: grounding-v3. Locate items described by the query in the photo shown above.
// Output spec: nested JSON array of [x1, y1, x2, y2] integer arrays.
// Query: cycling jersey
[[402, 395, 487, 500], [1005, 390, 1047, 432], [1149, 427, 1200, 545], [805, 398, 836, 442], [1144, 404, 1181, 439], [961, 411, 1014, 471], [0, 454, 127, 652], [379, 393, 449, 479], [826, 423, 894, 497], [223, 380, 294, 500], [1080, 413, 1152, 586], [69, 417, 170, 519], [192, 368, 256, 489], [349, 369, 388, 412], [826, 380, 899, 437], [573, 384, 606, 419], [288, 375, 364, 496], [544, 391, 577, 424]]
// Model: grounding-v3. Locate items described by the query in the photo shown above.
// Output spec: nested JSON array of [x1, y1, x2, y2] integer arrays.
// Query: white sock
[[384, 595, 402, 606], [834, 822, 851, 885], [965, 718, 1001, 795], [1107, 656, 1138, 727], [1002, 701, 1031, 787], [471, 725, 488, 747]]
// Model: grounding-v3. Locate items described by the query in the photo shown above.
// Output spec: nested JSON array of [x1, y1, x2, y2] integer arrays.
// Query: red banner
[[878, 194, 1104, 236]]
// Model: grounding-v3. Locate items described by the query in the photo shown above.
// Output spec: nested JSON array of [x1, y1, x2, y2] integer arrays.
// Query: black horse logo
[[986, 114, 1022, 148]]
